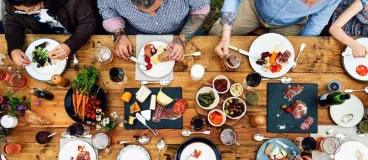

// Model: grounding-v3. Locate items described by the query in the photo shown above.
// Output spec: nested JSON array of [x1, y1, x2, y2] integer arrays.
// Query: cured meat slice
[[283, 85, 304, 101], [152, 104, 164, 122], [161, 109, 182, 120], [291, 100, 307, 119], [276, 50, 291, 64], [300, 116, 314, 130]]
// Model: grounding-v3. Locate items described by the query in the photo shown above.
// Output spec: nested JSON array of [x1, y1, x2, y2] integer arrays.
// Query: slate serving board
[[267, 83, 318, 133], [124, 87, 183, 129]]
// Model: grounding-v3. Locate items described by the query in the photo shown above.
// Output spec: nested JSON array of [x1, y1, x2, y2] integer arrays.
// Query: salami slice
[[300, 116, 314, 130], [152, 104, 164, 122]]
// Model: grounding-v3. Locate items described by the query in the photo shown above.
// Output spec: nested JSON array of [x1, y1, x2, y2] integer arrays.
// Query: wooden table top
[[0, 34, 367, 160]]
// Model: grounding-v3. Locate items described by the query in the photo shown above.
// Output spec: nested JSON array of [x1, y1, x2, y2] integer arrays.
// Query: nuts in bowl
[[208, 109, 226, 127], [223, 97, 246, 119], [230, 83, 243, 97], [212, 75, 230, 94]]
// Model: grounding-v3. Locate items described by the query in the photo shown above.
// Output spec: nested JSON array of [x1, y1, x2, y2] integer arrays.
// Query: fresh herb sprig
[[71, 67, 100, 94]]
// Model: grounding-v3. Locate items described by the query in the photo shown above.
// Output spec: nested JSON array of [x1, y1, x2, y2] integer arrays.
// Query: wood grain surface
[[0, 35, 367, 160]]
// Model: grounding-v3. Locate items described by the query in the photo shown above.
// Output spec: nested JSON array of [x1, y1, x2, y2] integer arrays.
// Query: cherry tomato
[[96, 100, 101, 106], [146, 63, 153, 70], [86, 113, 91, 119], [91, 113, 96, 120], [144, 57, 151, 63], [356, 65, 368, 76], [91, 96, 96, 100], [86, 103, 92, 108]]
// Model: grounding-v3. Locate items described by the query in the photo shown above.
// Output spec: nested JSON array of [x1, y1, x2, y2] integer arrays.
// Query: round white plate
[[330, 95, 364, 127], [342, 38, 368, 82], [58, 140, 97, 160], [335, 141, 368, 160], [24, 38, 67, 81], [117, 145, 150, 160], [249, 33, 295, 78], [138, 41, 175, 78], [179, 142, 217, 160]]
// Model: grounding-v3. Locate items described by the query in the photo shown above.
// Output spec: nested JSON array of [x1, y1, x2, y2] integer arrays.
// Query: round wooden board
[[195, 77, 247, 126]]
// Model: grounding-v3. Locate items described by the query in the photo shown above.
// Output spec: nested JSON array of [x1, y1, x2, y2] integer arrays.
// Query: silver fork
[[73, 54, 79, 71]]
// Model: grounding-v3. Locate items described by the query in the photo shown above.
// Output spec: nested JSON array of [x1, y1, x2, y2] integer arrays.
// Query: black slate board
[[267, 83, 318, 133], [124, 87, 183, 129]]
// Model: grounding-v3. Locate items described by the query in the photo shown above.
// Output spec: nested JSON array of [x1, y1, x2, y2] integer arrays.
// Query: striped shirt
[[98, 0, 210, 35]]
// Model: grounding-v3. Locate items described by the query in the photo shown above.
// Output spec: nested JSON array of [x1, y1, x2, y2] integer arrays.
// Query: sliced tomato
[[356, 65, 368, 76]]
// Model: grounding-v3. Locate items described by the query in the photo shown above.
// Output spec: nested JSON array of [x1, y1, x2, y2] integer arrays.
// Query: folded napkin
[[135, 35, 174, 81], [311, 125, 368, 160]]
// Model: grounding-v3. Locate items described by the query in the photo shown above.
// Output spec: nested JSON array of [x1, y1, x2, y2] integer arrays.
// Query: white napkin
[[311, 125, 368, 160], [135, 35, 174, 81]]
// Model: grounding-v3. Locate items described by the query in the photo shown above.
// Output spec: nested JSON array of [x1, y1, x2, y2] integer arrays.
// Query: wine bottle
[[32, 88, 54, 100], [319, 92, 350, 107]]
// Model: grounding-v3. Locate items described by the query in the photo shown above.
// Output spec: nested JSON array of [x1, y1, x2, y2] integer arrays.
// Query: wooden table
[[0, 35, 367, 160]]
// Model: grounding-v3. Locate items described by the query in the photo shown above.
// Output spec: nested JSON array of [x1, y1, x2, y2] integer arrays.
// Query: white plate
[[342, 38, 368, 82], [330, 95, 364, 127], [179, 142, 217, 160], [138, 41, 175, 78], [58, 140, 97, 160], [117, 145, 150, 160], [24, 38, 67, 81], [249, 33, 295, 78], [335, 141, 368, 160]]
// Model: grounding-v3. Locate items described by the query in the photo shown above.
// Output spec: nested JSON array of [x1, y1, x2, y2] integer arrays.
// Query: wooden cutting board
[[30, 89, 75, 127]]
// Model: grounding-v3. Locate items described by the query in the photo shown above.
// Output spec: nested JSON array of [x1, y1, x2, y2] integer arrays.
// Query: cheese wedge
[[157, 90, 173, 106], [130, 102, 141, 114], [128, 116, 135, 125], [150, 95, 157, 110], [136, 85, 152, 103], [141, 110, 151, 121]]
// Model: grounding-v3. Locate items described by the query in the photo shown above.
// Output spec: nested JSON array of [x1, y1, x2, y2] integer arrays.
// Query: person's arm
[[97, 0, 132, 60], [330, 0, 367, 58], [168, 0, 210, 61], [63, 0, 96, 55], [215, 0, 242, 58], [299, 0, 340, 36]]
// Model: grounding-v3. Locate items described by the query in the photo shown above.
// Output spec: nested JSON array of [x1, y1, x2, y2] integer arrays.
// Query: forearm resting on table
[[330, 25, 358, 48]]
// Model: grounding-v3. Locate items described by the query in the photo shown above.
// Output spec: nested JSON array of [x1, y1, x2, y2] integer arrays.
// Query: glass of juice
[[222, 53, 242, 71], [10, 73, 28, 89], [3, 143, 21, 155]]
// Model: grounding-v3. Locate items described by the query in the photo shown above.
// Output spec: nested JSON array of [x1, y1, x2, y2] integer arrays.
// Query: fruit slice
[[356, 65, 368, 76]]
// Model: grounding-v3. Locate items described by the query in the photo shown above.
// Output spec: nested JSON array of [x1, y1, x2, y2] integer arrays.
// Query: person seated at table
[[4, 0, 96, 67], [330, 0, 368, 58], [210, 0, 341, 58], [97, 0, 210, 61]]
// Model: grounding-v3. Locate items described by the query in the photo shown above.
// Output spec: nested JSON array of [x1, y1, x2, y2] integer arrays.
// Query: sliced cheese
[[128, 116, 135, 125], [157, 90, 173, 106], [271, 146, 279, 156], [150, 95, 157, 110], [151, 54, 159, 65], [136, 85, 152, 103], [141, 110, 151, 121]]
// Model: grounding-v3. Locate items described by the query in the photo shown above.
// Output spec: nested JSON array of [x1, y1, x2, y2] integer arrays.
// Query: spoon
[[291, 43, 306, 70], [180, 129, 211, 137], [156, 138, 165, 160], [344, 87, 368, 93], [141, 79, 171, 86], [326, 114, 354, 135], [335, 133, 366, 141], [118, 134, 151, 145], [48, 132, 57, 138], [253, 134, 271, 142], [262, 77, 293, 84], [184, 52, 201, 57]]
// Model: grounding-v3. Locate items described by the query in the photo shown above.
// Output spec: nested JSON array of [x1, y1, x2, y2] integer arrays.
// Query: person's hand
[[215, 37, 230, 58], [11, 49, 31, 67], [48, 43, 71, 60], [351, 43, 368, 58], [167, 37, 185, 61], [296, 155, 312, 160], [114, 35, 132, 60]]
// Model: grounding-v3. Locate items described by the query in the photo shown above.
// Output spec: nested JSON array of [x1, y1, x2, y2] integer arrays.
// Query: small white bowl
[[222, 97, 247, 120], [196, 87, 220, 110], [207, 109, 226, 127], [212, 75, 230, 94], [230, 83, 244, 97]]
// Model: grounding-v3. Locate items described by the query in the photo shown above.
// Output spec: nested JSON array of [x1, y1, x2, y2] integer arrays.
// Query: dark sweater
[[4, 0, 96, 58]]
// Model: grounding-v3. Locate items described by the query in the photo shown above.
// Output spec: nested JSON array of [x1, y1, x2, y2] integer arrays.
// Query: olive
[[229, 99, 233, 103], [230, 111, 234, 115], [225, 109, 229, 115], [226, 102, 230, 106]]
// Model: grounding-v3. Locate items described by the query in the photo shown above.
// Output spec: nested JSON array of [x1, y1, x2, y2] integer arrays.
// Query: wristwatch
[[112, 29, 126, 42]]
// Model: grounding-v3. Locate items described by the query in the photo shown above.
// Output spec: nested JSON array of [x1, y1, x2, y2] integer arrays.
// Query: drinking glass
[[0, 69, 11, 82], [302, 137, 317, 151], [242, 72, 262, 89], [222, 53, 242, 71], [109, 67, 127, 86], [9, 73, 28, 89], [320, 137, 340, 159], [67, 123, 90, 136], [95, 41, 114, 64], [294, 137, 304, 150]]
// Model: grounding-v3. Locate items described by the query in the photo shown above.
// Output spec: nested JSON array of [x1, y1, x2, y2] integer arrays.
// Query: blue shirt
[[221, 0, 341, 36]]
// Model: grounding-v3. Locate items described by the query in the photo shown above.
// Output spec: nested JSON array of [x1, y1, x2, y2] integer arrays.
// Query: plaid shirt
[[98, 0, 210, 35]]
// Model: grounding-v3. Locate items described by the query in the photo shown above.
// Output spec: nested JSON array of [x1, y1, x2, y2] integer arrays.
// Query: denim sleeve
[[220, 0, 243, 25], [299, 0, 341, 36]]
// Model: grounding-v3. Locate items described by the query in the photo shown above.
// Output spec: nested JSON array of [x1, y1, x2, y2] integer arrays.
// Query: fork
[[73, 54, 79, 71]]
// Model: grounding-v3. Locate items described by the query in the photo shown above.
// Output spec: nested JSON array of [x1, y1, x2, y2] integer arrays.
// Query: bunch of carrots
[[71, 67, 99, 121]]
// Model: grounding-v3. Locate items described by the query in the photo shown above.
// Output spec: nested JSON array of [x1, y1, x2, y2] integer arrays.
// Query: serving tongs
[[228, 45, 259, 59], [136, 113, 158, 136]]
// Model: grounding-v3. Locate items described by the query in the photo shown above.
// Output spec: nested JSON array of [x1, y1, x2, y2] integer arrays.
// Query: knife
[[228, 45, 259, 59], [136, 113, 158, 136], [276, 140, 297, 156], [128, 56, 148, 66]]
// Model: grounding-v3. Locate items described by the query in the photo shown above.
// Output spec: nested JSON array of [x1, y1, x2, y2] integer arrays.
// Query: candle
[[190, 64, 205, 81], [1, 115, 18, 128]]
